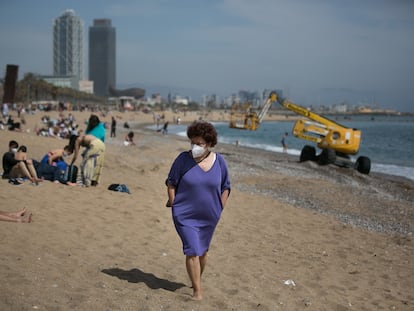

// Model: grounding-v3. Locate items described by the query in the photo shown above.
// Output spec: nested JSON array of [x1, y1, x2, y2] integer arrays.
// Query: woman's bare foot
[[192, 290, 202, 301]]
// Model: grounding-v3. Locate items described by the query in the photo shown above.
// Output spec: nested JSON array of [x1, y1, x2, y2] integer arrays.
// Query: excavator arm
[[269, 91, 361, 155]]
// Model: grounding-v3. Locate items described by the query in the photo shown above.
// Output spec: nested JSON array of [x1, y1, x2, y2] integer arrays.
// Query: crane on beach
[[229, 91, 371, 174]]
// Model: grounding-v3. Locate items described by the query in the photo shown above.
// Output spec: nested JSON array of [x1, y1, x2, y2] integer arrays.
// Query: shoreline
[[135, 120, 414, 186]]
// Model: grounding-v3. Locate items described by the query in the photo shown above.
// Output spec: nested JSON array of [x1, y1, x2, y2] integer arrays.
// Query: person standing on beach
[[68, 134, 105, 187], [110, 116, 117, 137], [2, 102, 9, 119], [162, 121, 169, 135], [281, 132, 288, 153], [85, 114, 106, 142], [165, 121, 231, 300]]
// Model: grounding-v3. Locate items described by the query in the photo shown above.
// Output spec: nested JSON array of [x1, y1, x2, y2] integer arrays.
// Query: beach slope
[[0, 110, 413, 310]]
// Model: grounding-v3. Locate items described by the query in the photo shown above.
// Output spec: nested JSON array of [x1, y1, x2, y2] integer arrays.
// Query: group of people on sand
[[2, 114, 107, 188], [35, 113, 79, 138], [1, 113, 108, 223]]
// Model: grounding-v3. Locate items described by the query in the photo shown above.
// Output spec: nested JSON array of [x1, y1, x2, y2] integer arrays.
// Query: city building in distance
[[53, 9, 84, 85], [89, 19, 116, 97]]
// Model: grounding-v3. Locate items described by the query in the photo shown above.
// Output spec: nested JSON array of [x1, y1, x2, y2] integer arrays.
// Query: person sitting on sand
[[0, 208, 32, 223], [2, 141, 43, 185], [6, 116, 22, 132], [40, 146, 72, 172], [124, 131, 136, 146]]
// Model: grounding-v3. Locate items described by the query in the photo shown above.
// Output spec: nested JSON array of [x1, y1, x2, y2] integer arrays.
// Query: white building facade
[[53, 9, 84, 81]]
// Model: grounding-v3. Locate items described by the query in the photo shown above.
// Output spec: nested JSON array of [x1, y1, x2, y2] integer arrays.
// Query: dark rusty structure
[[2, 64, 19, 104]]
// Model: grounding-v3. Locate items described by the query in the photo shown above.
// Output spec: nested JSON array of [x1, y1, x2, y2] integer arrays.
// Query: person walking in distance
[[281, 132, 288, 153], [110, 116, 117, 138]]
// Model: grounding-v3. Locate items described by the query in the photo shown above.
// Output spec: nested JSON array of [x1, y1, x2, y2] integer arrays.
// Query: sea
[[150, 114, 414, 182]]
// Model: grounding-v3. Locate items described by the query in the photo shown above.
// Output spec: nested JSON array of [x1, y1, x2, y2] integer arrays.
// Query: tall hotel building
[[89, 19, 116, 97], [53, 10, 84, 81]]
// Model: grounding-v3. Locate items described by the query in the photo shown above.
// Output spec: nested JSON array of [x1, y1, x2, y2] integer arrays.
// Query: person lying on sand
[[0, 208, 33, 223]]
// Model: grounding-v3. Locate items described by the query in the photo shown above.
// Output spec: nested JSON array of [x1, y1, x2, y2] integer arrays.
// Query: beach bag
[[108, 183, 131, 194], [64, 165, 78, 183]]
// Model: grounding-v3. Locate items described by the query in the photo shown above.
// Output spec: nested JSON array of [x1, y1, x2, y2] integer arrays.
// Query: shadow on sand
[[102, 268, 186, 292]]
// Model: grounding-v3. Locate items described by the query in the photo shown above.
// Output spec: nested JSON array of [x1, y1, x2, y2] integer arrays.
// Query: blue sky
[[1, 0, 413, 112]]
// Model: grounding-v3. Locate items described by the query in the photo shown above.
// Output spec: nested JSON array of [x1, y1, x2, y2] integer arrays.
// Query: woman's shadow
[[101, 267, 186, 291]]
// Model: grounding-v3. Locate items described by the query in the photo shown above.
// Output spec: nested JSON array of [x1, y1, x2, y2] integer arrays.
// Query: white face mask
[[191, 144, 206, 158], [63, 151, 69, 158], [11, 148, 18, 153]]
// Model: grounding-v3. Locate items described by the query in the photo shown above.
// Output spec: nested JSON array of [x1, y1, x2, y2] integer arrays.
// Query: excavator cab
[[229, 102, 260, 130], [292, 119, 361, 155]]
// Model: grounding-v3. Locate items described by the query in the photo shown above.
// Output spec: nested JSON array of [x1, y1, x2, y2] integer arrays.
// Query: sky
[[0, 0, 413, 112]]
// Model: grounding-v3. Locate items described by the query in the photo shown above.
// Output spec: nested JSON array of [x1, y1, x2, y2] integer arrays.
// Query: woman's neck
[[194, 150, 211, 163]]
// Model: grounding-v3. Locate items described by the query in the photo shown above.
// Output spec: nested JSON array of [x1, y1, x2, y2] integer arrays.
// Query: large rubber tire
[[300, 145, 316, 162], [355, 156, 371, 174], [318, 148, 336, 165]]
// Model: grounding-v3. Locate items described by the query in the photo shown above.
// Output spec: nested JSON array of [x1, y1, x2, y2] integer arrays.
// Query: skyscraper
[[53, 9, 84, 81], [89, 19, 116, 97]]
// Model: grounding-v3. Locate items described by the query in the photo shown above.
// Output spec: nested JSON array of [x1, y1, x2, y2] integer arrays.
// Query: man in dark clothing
[[111, 116, 117, 137], [2, 140, 41, 185], [2, 140, 19, 179]]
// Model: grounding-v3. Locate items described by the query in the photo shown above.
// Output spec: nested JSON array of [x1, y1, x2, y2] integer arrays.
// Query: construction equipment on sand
[[229, 91, 371, 174]]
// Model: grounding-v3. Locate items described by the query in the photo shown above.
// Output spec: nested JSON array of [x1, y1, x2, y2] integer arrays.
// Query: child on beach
[[124, 131, 136, 146]]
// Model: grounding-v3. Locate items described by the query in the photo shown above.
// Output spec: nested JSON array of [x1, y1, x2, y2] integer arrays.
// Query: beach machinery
[[229, 91, 371, 174]]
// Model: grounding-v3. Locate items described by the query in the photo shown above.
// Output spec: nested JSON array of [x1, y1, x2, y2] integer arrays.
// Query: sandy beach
[[0, 109, 413, 310]]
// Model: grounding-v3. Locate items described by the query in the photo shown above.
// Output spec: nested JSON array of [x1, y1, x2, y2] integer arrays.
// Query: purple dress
[[166, 151, 231, 256]]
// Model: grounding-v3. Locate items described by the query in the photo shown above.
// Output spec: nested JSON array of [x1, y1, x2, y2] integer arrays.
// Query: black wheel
[[355, 156, 371, 174], [318, 148, 336, 165], [300, 145, 316, 162]]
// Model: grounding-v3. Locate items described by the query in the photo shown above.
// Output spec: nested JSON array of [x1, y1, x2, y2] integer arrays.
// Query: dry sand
[[0, 109, 413, 311]]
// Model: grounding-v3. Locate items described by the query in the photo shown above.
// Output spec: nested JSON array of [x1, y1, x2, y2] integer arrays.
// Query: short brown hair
[[187, 121, 218, 147]]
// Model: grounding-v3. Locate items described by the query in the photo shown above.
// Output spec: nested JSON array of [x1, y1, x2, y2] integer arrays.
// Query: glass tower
[[53, 9, 84, 81], [89, 19, 116, 97]]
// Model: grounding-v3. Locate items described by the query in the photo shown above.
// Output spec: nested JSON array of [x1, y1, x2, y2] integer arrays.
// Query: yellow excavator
[[229, 91, 371, 174]]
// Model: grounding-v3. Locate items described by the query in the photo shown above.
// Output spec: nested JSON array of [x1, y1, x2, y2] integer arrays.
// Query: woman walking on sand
[[166, 121, 231, 300]]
